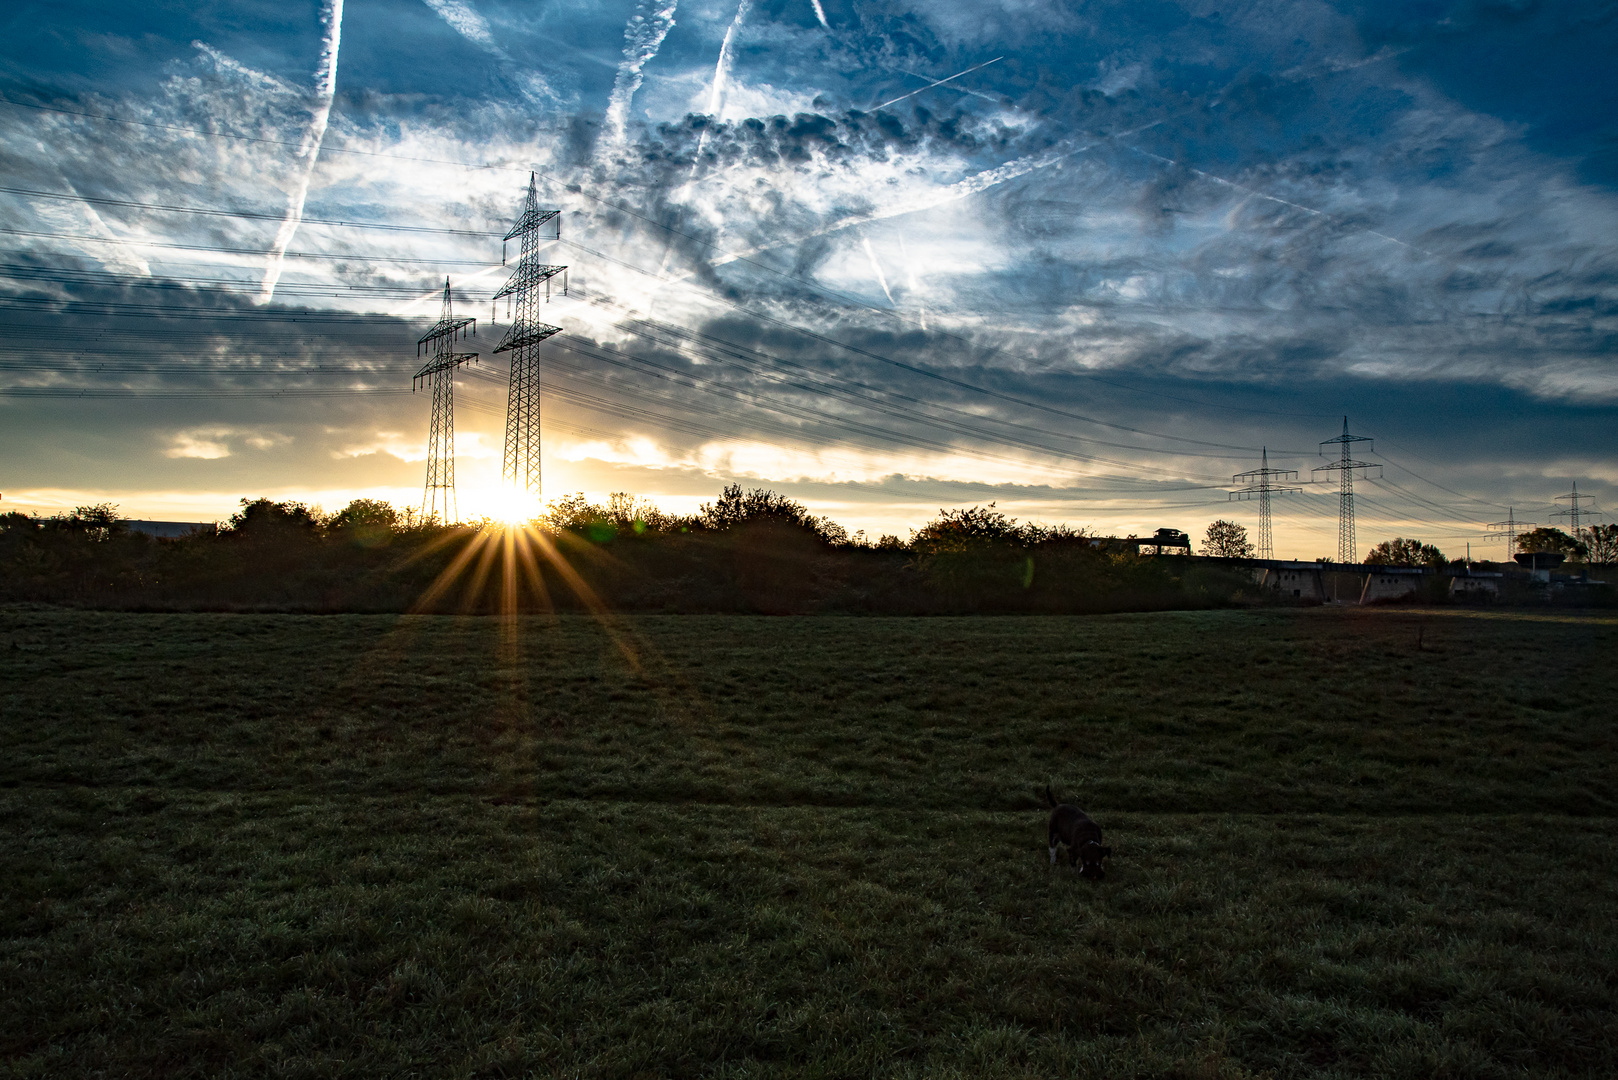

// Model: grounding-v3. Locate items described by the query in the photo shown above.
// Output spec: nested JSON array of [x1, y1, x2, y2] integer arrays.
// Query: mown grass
[[3, 607, 1616, 1077]]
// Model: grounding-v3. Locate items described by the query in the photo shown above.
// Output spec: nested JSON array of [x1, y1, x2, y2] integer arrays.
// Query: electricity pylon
[[1313, 416, 1380, 563], [1554, 482, 1595, 541], [413, 279, 478, 523], [495, 173, 567, 502], [1486, 508, 1535, 556], [1230, 446, 1301, 559]]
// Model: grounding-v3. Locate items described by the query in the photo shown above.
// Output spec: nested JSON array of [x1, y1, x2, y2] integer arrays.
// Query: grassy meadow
[[2, 606, 1616, 1077]]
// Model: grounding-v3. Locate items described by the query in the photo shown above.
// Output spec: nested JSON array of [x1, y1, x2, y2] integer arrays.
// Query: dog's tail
[[1043, 783, 1058, 809]]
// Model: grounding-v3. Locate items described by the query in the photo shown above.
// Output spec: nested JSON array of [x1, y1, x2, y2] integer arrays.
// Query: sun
[[462, 484, 543, 527]]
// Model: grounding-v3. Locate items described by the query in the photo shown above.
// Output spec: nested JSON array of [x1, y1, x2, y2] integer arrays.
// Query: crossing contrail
[[259, 0, 343, 303], [872, 56, 1001, 111]]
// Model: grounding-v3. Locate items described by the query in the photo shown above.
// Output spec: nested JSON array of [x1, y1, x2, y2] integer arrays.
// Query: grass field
[[3, 606, 1616, 1078]]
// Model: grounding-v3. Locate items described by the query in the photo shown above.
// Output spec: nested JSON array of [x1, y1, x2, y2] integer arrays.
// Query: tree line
[[1, 487, 1250, 614], [5, 491, 1608, 613]]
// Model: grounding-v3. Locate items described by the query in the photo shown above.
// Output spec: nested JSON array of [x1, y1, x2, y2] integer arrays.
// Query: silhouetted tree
[[1585, 524, 1618, 565], [63, 503, 126, 542], [329, 499, 399, 548], [1202, 519, 1254, 558], [1366, 537, 1446, 567], [226, 498, 323, 543], [1515, 527, 1586, 560], [911, 504, 1024, 551], [698, 484, 846, 544]]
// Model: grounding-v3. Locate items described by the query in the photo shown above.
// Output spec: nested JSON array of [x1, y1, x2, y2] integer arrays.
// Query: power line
[[0, 93, 523, 172], [1, 229, 492, 266], [554, 234, 1339, 432], [0, 185, 502, 238]]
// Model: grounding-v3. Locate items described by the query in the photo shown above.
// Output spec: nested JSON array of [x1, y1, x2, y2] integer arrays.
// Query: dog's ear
[[1099, 846, 1113, 858]]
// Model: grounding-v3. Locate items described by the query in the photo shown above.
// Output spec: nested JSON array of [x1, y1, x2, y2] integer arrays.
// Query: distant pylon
[[495, 173, 567, 501], [1313, 416, 1380, 563], [1554, 482, 1595, 540], [413, 279, 478, 522], [1230, 447, 1301, 559], [1485, 507, 1535, 556]]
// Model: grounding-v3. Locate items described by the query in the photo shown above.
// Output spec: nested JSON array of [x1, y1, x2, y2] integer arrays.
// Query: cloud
[[165, 430, 233, 459], [164, 427, 292, 459]]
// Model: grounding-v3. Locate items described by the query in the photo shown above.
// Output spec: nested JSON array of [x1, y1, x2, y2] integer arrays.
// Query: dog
[[1044, 785, 1112, 879]]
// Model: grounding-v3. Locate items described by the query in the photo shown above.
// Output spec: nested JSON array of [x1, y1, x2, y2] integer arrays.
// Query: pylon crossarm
[[494, 323, 562, 355], [503, 207, 560, 243], [494, 264, 566, 300], [418, 317, 476, 349], [1232, 486, 1302, 500], [412, 352, 479, 389], [1313, 461, 1381, 477]]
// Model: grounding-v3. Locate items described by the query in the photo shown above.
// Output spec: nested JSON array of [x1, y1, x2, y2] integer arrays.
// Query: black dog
[[1044, 785, 1112, 879]]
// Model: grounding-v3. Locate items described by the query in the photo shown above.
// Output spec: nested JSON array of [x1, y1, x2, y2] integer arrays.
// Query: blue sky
[[0, 0, 1613, 555]]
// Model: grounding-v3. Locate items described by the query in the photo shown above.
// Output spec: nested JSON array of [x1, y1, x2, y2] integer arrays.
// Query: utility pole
[[413, 279, 478, 523], [1230, 446, 1301, 560], [1313, 416, 1380, 564], [1485, 507, 1534, 556], [495, 173, 567, 504]]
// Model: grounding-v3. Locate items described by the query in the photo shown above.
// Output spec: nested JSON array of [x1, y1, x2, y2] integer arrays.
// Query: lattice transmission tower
[[1485, 508, 1535, 556], [1230, 447, 1301, 559], [494, 174, 567, 502], [413, 279, 478, 523], [1554, 482, 1596, 541], [1313, 417, 1380, 563]]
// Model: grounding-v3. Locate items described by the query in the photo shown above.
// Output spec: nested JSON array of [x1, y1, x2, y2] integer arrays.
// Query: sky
[[0, 0, 1614, 557]]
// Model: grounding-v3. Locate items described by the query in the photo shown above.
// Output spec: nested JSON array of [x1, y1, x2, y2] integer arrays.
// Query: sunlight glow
[[456, 483, 543, 526]]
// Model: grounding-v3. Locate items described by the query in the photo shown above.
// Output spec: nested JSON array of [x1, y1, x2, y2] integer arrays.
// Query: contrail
[[604, 0, 679, 147], [898, 232, 926, 330], [422, 0, 556, 104], [651, 0, 749, 281], [1127, 146, 1433, 255], [424, 0, 496, 48], [259, 0, 343, 303], [650, 120, 1166, 289], [707, 0, 752, 121], [717, 122, 1166, 263], [861, 234, 896, 304], [809, 0, 829, 30], [872, 56, 1001, 111]]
